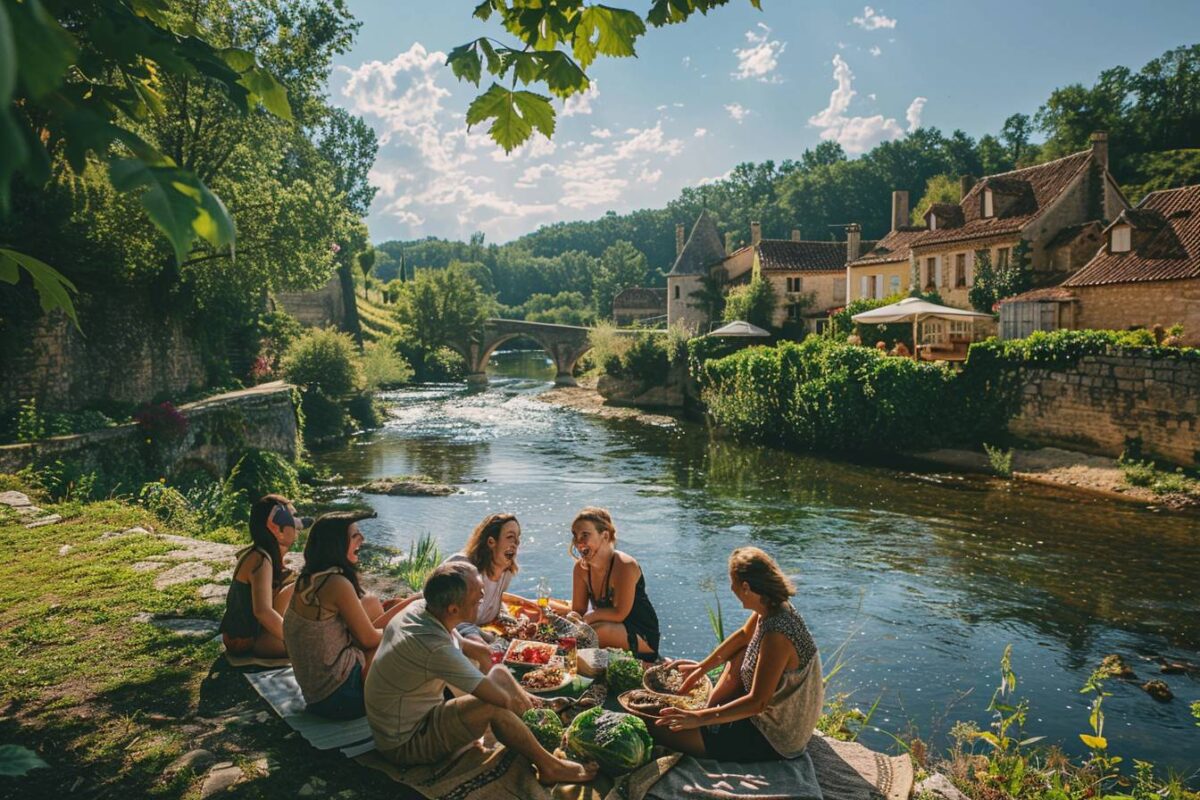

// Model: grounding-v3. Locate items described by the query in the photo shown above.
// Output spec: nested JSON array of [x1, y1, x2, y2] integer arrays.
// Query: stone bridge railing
[[452, 319, 595, 387]]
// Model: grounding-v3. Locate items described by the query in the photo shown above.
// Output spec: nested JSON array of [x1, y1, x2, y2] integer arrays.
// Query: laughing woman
[[283, 511, 406, 720], [444, 512, 535, 642], [651, 546, 823, 761], [570, 507, 660, 659]]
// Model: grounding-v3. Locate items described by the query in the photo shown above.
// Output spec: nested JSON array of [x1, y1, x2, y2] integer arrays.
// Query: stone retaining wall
[[0, 382, 300, 478], [1009, 354, 1200, 466]]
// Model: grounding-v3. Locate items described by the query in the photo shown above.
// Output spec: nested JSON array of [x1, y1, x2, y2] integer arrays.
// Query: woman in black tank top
[[569, 507, 660, 659]]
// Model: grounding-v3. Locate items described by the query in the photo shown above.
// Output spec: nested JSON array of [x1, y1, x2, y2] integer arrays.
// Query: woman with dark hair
[[219, 494, 302, 658], [283, 511, 406, 719], [569, 507, 660, 659], [443, 512, 535, 642], [649, 546, 823, 762]]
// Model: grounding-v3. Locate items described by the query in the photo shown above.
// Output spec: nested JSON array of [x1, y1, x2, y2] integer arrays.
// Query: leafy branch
[[449, 0, 762, 152]]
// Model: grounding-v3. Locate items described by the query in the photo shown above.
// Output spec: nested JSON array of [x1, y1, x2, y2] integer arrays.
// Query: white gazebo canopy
[[851, 297, 992, 359], [850, 296, 992, 324], [708, 320, 771, 337]]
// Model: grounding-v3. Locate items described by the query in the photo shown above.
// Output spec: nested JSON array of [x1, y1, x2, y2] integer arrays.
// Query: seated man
[[364, 561, 597, 785]]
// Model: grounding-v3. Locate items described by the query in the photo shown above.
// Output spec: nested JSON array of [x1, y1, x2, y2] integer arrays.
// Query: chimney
[[846, 223, 862, 262], [675, 223, 685, 258], [750, 222, 762, 247], [959, 175, 975, 200], [1090, 131, 1109, 172], [725, 232, 734, 254], [891, 190, 909, 233], [791, 229, 801, 242]]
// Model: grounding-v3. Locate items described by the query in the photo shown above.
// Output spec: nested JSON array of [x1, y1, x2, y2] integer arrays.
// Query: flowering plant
[[135, 402, 189, 441]]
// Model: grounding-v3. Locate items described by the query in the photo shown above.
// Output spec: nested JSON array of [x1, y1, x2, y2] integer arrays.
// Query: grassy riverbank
[[2, 483, 1197, 799]]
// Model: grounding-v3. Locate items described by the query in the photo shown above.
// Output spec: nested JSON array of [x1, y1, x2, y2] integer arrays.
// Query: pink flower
[[330, 242, 341, 254]]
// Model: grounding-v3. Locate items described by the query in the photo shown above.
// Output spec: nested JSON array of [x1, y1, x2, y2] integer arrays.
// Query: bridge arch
[[457, 320, 594, 387]]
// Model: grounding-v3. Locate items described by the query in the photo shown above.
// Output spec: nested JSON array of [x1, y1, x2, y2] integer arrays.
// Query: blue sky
[[329, 1, 1197, 244]]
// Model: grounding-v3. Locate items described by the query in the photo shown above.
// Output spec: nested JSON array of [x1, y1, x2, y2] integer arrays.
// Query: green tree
[[394, 262, 492, 351], [447, 0, 761, 152], [968, 242, 1031, 313], [910, 175, 963, 225], [1000, 113, 1036, 165], [593, 240, 648, 319], [690, 266, 728, 326], [723, 275, 776, 330], [0, 0, 294, 321]]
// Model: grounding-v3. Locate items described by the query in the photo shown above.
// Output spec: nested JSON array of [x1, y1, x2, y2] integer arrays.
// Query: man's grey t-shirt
[[445, 553, 512, 625], [364, 599, 483, 752]]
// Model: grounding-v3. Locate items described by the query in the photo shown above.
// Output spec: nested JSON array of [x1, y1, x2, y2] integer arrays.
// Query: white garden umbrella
[[851, 297, 991, 358], [708, 320, 771, 337]]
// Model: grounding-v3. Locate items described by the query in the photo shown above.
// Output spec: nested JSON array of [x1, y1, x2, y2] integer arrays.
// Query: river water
[[314, 351, 1200, 772]]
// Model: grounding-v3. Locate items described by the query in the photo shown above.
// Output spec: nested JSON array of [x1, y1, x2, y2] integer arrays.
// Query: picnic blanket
[[224, 651, 290, 669], [244, 667, 376, 757], [359, 732, 912, 800]]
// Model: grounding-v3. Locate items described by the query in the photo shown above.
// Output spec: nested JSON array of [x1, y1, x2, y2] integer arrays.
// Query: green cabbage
[[521, 707, 564, 752], [605, 651, 644, 694], [565, 707, 653, 775]]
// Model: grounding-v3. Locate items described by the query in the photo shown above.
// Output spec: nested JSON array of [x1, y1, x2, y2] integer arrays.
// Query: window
[[786, 276, 803, 293], [929, 213, 937, 231], [955, 253, 967, 287], [948, 319, 972, 338], [860, 275, 870, 298], [889, 275, 901, 294], [875, 274, 885, 299], [833, 277, 847, 303], [925, 257, 937, 289], [983, 189, 994, 218], [996, 247, 1011, 268], [673, 285, 680, 300], [1111, 225, 1131, 253]]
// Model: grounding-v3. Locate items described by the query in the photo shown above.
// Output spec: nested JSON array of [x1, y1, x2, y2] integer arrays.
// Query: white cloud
[[852, 6, 897, 30], [905, 97, 927, 132], [807, 54, 922, 153], [562, 81, 599, 117], [725, 103, 750, 124], [638, 167, 663, 184], [490, 134, 557, 162], [682, 56, 691, 68], [591, 127, 613, 139], [869, 45, 882, 57], [615, 122, 683, 159], [694, 128, 708, 138], [732, 23, 786, 83], [698, 170, 732, 186], [335, 43, 449, 142]]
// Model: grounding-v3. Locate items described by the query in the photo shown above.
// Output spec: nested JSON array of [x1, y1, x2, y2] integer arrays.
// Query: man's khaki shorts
[[383, 695, 479, 766]]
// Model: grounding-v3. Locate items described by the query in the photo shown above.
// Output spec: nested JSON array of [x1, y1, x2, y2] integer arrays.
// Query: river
[[314, 351, 1200, 773]]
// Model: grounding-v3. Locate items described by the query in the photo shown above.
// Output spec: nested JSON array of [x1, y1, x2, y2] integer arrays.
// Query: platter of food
[[642, 662, 712, 707], [520, 664, 574, 693], [503, 639, 558, 671]]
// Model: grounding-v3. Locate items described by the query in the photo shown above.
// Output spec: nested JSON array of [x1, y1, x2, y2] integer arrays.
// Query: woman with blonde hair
[[651, 546, 822, 761], [569, 507, 660, 659]]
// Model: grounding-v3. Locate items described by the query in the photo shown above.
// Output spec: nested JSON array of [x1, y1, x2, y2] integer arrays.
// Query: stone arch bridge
[[451, 319, 643, 387]]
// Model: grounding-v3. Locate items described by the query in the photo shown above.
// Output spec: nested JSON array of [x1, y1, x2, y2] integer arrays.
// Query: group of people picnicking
[[219, 496, 823, 784]]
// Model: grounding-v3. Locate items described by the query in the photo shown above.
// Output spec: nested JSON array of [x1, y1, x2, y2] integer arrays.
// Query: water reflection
[[314, 351, 1200, 772]]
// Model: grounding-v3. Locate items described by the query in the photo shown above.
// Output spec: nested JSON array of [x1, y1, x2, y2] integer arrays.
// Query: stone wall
[[0, 382, 300, 478], [1008, 354, 1200, 466], [0, 289, 208, 413], [273, 275, 346, 329], [1071, 280, 1200, 346]]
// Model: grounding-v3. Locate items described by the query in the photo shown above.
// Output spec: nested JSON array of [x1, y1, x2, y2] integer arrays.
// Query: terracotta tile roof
[[668, 210, 726, 276], [755, 239, 850, 272], [999, 286, 1078, 304], [1064, 184, 1200, 287], [925, 203, 964, 228], [612, 287, 666, 309], [1042, 221, 1102, 252], [916, 150, 1093, 247], [848, 226, 927, 266]]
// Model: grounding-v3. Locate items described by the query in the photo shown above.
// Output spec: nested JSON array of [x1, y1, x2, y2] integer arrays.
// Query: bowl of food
[[504, 639, 558, 672], [642, 661, 712, 707], [520, 663, 574, 693], [618, 688, 710, 724]]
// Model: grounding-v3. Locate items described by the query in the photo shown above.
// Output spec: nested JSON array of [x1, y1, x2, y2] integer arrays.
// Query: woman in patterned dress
[[652, 546, 824, 761]]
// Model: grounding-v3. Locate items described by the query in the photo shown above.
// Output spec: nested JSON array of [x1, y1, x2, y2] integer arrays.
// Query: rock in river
[[1141, 679, 1173, 702], [359, 476, 457, 496]]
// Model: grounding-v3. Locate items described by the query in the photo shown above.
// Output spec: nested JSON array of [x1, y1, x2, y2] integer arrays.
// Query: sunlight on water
[[316, 351, 1200, 772]]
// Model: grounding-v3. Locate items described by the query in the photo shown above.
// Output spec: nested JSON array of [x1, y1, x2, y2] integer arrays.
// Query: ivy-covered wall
[[0, 287, 208, 413], [0, 383, 300, 484]]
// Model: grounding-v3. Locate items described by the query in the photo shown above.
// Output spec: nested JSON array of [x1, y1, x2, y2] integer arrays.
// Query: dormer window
[[982, 189, 994, 218], [1110, 224, 1131, 253]]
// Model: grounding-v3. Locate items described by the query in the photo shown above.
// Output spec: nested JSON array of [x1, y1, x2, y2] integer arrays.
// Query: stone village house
[[847, 132, 1127, 318], [612, 287, 667, 326], [665, 212, 870, 334], [1001, 184, 1200, 345]]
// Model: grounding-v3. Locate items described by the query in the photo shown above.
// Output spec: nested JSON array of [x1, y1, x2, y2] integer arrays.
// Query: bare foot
[[535, 757, 598, 785]]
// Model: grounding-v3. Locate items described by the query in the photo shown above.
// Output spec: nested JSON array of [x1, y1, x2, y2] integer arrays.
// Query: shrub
[[346, 393, 384, 430], [138, 481, 194, 527], [257, 310, 304, 371], [135, 401, 189, 442], [223, 449, 302, 514], [722, 275, 776, 330], [361, 339, 414, 390], [281, 328, 363, 396], [983, 443, 1014, 477], [586, 321, 633, 376], [299, 388, 351, 443], [16, 398, 45, 442]]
